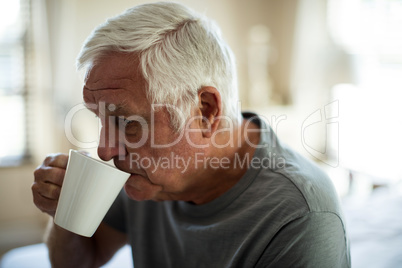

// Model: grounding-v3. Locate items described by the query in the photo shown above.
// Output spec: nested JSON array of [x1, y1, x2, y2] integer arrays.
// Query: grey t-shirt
[[104, 113, 350, 267]]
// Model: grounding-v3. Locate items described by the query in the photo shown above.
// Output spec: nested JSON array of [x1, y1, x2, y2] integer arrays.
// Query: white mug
[[54, 149, 130, 237]]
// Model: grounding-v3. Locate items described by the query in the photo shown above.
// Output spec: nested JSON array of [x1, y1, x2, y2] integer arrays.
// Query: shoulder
[[240, 112, 344, 224], [251, 143, 342, 216], [271, 144, 341, 214], [246, 111, 342, 215]]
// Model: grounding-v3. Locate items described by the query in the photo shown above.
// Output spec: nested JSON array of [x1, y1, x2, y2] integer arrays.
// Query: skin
[[32, 52, 260, 267]]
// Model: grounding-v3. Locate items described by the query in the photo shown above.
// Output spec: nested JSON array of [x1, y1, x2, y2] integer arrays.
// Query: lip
[[124, 174, 142, 189], [123, 173, 154, 198], [126, 173, 151, 185], [126, 173, 160, 188], [128, 173, 144, 179], [114, 161, 146, 177]]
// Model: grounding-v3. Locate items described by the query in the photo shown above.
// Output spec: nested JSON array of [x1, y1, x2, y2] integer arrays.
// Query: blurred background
[[1, 0, 402, 267]]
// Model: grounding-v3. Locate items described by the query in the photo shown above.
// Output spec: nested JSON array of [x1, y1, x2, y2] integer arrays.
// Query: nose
[[97, 121, 126, 161]]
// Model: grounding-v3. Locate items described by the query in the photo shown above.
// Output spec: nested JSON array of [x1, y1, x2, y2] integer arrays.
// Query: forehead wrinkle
[[84, 78, 136, 91], [83, 87, 147, 114]]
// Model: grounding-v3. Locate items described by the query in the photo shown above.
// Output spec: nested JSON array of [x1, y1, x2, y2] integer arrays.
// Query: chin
[[123, 182, 167, 202], [123, 184, 151, 201]]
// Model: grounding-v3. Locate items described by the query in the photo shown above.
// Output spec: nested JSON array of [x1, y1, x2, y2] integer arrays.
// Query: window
[[0, 0, 29, 166], [328, 0, 402, 184]]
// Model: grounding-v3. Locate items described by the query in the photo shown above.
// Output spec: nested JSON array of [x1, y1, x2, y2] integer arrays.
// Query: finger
[[43, 153, 69, 169], [32, 183, 58, 216], [32, 181, 61, 200], [34, 166, 66, 187]]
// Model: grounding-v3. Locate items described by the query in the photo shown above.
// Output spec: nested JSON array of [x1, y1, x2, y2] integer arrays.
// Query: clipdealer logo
[[64, 100, 339, 168], [63, 101, 284, 151]]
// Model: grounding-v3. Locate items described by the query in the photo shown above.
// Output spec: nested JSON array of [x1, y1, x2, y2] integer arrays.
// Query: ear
[[197, 87, 222, 138]]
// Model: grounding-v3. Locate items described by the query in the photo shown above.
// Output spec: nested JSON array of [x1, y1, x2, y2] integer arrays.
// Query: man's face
[[83, 53, 208, 202]]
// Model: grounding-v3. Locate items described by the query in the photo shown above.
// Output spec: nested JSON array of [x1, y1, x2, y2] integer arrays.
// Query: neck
[[189, 118, 260, 205]]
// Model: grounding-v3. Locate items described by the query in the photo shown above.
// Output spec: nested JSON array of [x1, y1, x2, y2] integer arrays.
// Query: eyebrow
[[106, 100, 129, 115], [84, 101, 128, 115]]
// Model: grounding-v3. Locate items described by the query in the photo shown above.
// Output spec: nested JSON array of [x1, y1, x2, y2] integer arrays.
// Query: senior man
[[32, 2, 350, 267]]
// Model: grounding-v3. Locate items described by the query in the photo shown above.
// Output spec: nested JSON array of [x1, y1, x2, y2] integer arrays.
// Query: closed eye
[[116, 115, 149, 137], [118, 116, 137, 127]]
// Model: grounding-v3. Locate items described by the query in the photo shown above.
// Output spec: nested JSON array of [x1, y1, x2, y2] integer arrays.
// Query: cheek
[[145, 149, 190, 179]]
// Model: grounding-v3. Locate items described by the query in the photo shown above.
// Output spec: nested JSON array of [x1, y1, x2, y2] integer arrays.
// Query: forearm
[[45, 219, 97, 268]]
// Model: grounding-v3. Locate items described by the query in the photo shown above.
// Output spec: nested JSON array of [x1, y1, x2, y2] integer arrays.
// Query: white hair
[[77, 2, 241, 130]]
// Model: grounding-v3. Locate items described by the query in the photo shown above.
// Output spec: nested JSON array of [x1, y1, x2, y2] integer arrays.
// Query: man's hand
[[32, 153, 68, 217], [31, 152, 128, 267]]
